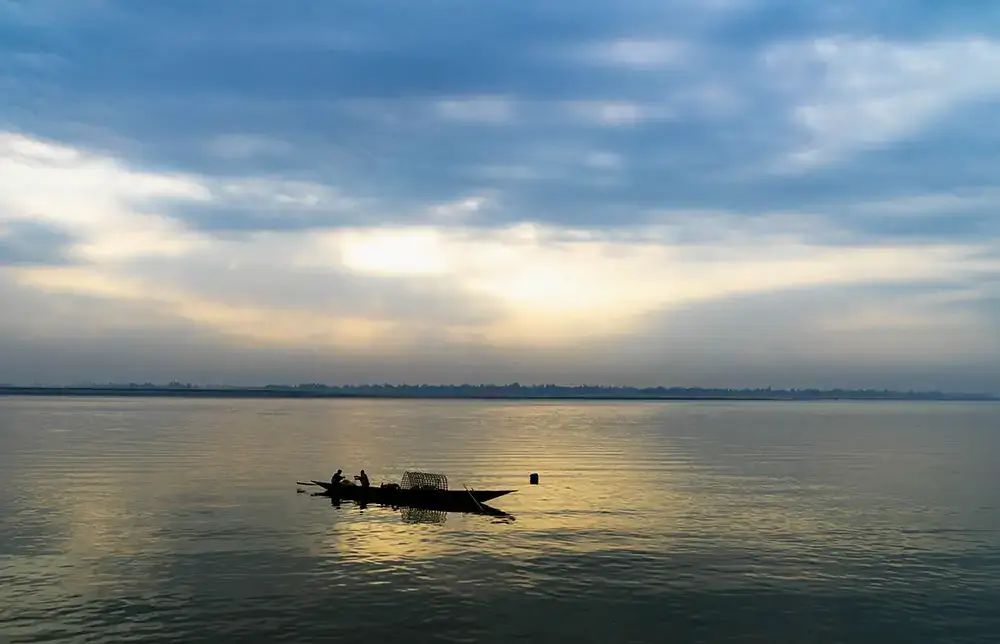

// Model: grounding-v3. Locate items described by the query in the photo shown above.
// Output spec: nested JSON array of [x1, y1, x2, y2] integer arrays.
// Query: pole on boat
[[463, 484, 486, 513]]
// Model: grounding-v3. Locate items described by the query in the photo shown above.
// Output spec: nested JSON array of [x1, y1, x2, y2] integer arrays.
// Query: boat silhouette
[[304, 470, 516, 520]]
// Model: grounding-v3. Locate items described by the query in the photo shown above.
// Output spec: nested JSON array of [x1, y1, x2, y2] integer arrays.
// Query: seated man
[[331, 469, 344, 485]]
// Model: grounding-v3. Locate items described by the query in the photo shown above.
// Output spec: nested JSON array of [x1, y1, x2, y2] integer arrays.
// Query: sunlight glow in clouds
[[339, 229, 450, 276], [3, 131, 996, 359]]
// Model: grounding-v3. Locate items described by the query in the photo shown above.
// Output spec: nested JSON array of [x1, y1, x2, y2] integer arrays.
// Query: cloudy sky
[[1, 0, 999, 391]]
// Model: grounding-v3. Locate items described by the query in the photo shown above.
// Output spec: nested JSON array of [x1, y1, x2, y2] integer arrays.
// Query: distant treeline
[[0, 381, 995, 401]]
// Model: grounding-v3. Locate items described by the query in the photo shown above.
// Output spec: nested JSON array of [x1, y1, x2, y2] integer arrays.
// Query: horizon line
[[0, 381, 996, 400]]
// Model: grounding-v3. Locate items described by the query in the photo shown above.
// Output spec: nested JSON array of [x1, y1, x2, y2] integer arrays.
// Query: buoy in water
[[529, 472, 539, 485]]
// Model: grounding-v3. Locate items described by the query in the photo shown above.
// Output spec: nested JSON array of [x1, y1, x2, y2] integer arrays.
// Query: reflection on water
[[1, 397, 1000, 643], [317, 493, 514, 524], [400, 506, 448, 524]]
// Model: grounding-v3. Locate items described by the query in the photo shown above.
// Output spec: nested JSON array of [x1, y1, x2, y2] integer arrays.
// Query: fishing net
[[400, 471, 448, 490]]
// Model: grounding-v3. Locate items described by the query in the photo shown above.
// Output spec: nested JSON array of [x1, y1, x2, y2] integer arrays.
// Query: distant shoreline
[[0, 386, 994, 402]]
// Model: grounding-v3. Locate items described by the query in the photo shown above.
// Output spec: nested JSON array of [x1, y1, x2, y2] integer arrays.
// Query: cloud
[[562, 100, 674, 126], [0, 220, 76, 266], [432, 97, 517, 124], [586, 282, 1000, 392], [583, 151, 624, 171], [843, 189, 1000, 219], [0, 130, 372, 235], [764, 36, 1000, 170], [573, 39, 691, 69], [0, 132, 211, 260], [2, 130, 997, 373]]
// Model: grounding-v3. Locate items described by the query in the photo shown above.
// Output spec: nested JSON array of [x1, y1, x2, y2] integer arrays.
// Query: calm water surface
[[1, 397, 999, 643]]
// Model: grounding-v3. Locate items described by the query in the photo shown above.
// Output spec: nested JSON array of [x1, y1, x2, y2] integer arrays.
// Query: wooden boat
[[311, 480, 514, 504], [309, 470, 515, 514]]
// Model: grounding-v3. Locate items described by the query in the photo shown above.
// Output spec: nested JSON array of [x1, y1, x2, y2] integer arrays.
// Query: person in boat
[[331, 469, 344, 486], [355, 470, 370, 488]]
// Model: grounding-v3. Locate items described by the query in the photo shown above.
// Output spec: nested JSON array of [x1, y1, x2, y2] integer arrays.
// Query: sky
[[1, 0, 999, 391]]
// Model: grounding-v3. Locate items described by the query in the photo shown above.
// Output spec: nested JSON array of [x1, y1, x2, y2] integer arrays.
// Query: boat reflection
[[318, 492, 515, 524]]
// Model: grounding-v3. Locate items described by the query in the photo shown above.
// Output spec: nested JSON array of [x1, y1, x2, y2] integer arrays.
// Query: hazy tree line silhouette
[[0, 381, 994, 401]]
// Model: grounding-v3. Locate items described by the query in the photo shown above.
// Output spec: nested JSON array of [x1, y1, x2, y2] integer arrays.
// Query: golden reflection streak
[[302, 401, 1000, 570], [289, 401, 851, 567], [5, 478, 170, 603]]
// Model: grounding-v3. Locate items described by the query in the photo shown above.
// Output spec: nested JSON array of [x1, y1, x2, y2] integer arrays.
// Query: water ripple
[[1, 398, 999, 643]]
